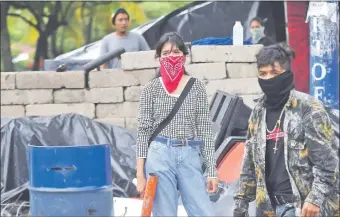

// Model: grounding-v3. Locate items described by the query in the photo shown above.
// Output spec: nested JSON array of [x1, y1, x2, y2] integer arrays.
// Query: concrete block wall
[[1, 45, 263, 130]]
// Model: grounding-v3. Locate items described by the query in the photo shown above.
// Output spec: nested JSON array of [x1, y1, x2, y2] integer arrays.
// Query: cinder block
[[122, 102, 139, 118], [84, 87, 123, 103], [54, 89, 85, 103], [96, 104, 123, 118], [1, 89, 53, 105], [205, 78, 262, 97], [121, 50, 158, 70], [26, 103, 95, 118], [96, 102, 139, 118], [226, 63, 258, 78], [89, 69, 139, 88], [125, 118, 138, 130], [121, 50, 191, 70], [16, 71, 84, 89], [185, 63, 227, 80], [124, 86, 142, 102], [1, 105, 25, 117], [128, 69, 157, 85], [1, 72, 16, 89], [191, 45, 263, 63], [59, 71, 85, 88], [95, 118, 125, 128]]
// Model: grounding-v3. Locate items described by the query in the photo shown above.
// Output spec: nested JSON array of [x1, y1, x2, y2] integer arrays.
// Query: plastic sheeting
[[192, 37, 252, 46], [1, 113, 138, 206], [1, 106, 338, 215]]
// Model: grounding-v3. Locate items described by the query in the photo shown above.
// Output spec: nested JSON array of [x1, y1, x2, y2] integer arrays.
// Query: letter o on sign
[[311, 63, 327, 81]]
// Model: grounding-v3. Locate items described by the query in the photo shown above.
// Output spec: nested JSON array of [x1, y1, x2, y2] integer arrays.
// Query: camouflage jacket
[[233, 89, 339, 217]]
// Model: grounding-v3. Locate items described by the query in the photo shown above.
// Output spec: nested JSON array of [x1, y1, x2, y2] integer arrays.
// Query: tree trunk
[[51, 31, 58, 57], [86, 16, 94, 44], [0, 2, 14, 72], [59, 26, 65, 54], [85, 6, 95, 44], [33, 34, 48, 71]]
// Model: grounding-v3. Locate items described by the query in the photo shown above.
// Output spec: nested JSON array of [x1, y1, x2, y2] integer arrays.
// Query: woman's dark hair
[[155, 32, 189, 58], [256, 44, 296, 70], [154, 32, 189, 77], [250, 17, 264, 26]]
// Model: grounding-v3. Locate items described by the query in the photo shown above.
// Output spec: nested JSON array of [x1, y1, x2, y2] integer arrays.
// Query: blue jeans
[[276, 203, 296, 217], [145, 138, 215, 216]]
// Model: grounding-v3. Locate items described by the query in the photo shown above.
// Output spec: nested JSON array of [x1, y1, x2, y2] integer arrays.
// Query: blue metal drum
[[28, 145, 114, 216]]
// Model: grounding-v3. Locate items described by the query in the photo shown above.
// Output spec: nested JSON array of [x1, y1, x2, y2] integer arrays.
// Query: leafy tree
[[1, 1, 14, 72], [4, 1, 190, 71], [141, 1, 192, 20], [8, 1, 80, 70]]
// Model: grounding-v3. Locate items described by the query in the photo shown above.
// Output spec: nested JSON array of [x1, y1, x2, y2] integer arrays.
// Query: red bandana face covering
[[159, 56, 186, 93]]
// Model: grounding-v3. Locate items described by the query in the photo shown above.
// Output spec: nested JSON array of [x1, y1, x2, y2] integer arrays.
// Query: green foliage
[[141, 1, 192, 20]]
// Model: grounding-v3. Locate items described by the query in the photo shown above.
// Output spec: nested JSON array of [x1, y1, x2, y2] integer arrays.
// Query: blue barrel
[[28, 145, 114, 216]]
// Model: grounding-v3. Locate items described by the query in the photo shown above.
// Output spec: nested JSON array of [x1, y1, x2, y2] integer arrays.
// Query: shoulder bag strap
[[148, 77, 196, 145]]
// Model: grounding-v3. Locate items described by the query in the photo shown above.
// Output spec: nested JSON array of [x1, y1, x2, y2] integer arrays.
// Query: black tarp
[[1, 106, 338, 215], [1, 113, 138, 206], [44, 1, 284, 71]]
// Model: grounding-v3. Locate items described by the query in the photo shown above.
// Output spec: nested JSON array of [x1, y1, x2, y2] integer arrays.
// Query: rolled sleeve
[[136, 84, 154, 158], [195, 80, 217, 178]]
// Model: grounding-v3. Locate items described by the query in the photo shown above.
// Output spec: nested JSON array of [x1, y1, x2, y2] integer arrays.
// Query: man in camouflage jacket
[[233, 45, 339, 217]]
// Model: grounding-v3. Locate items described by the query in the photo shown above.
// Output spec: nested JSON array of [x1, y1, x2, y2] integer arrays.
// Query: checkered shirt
[[136, 78, 217, 178]]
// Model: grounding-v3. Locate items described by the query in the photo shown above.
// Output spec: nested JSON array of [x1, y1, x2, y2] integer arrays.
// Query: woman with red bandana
[[135, 32, 218, 216]]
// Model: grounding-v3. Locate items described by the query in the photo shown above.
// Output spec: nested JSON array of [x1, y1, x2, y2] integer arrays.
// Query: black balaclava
[[258, 70, 295, 110]]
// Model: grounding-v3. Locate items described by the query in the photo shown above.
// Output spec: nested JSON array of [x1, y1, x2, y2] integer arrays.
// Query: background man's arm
[[139, 35, 150, 51], [99, 37, 108, 69]]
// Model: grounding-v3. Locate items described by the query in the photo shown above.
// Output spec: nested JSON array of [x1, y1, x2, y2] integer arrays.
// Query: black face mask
[[258, 70, 295, 110]]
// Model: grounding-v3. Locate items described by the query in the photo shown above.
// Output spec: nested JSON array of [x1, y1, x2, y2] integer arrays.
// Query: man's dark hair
[[111, 8, 129, 25], [256, 44, 296, 70]]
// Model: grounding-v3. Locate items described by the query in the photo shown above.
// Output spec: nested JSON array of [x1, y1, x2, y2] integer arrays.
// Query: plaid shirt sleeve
[[195, 80, 218, 178], [136, 82, 154, 158]]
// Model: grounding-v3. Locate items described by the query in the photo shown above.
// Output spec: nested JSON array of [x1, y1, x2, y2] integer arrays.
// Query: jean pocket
[[189, 145, 201, 156], [149, 141, 163, 152], [188, 145, 203, 170]]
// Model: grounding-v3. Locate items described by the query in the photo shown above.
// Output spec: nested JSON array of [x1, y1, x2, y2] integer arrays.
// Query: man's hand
[[207, 178, 218, 193], [301, 202, 320, 217]]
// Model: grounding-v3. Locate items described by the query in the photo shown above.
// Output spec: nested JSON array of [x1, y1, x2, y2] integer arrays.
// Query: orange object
[[141, 173, 158, 217], [217, 142, 245, 183]]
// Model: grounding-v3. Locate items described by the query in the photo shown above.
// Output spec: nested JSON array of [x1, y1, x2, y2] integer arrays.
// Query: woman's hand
[[136, 158, 146, 196], [137, 175, 147, 196], [207, 178, 219, 193]]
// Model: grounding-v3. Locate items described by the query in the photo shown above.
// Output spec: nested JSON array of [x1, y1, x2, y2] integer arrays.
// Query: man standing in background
[[100, 8, 150, 69]]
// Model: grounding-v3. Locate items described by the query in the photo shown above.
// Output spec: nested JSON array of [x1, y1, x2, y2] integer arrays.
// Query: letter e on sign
[[314, 87, 325, 101]]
